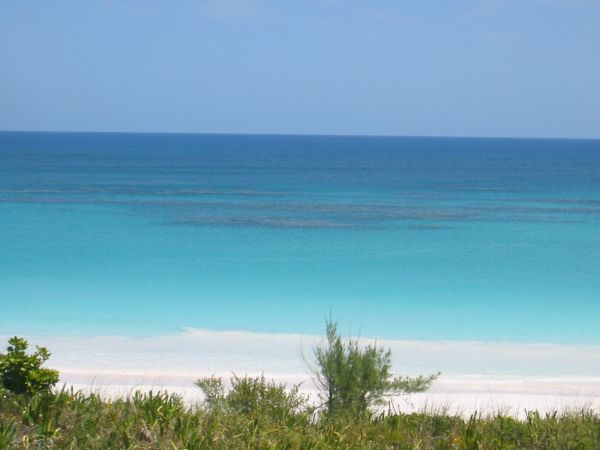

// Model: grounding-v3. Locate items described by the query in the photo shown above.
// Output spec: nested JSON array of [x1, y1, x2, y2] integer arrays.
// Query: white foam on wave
[[6, 329, 600, 417]]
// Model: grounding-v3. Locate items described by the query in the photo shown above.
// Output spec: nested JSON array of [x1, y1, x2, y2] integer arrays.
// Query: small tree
[[311, 320, 439, 417], [0, 337, 59, 395]]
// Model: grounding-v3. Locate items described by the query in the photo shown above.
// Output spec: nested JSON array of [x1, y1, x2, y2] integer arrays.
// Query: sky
[[1, 0, 599, 138]]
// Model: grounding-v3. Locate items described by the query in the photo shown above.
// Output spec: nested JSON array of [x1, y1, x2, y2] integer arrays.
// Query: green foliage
[[0, 337, 59, 395], [194, 375, 225, 409], [2, 388, 600, 449], [196, 374, 309, 423], [0, 417, 17, 450], [312, 319, 439, 417]]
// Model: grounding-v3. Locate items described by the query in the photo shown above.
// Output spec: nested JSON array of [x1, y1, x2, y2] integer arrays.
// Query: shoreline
[[8, 328, 600, 417]]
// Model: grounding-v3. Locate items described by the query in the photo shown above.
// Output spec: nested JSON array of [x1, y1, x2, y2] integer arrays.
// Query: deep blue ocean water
[[1, 132, 600, 343]]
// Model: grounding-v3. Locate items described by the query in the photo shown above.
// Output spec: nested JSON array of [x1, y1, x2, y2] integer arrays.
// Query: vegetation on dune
[[1, 323, 600, 449], [2, 386, 600, 449], [311, 319, 439, 418], [0, 337, 59, 396]]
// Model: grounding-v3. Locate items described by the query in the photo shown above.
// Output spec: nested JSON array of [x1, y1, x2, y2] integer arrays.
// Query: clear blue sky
[[1, 1, 599, 138]]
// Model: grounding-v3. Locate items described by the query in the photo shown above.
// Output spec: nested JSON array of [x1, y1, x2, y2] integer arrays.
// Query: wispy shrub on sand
[[310, 319, 439, 418]]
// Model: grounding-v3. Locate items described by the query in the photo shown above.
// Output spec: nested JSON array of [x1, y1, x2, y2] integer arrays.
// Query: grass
[[2, 385, 600, 449]]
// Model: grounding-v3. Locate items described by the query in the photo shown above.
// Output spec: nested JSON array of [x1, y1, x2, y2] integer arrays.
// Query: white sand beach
[[14, 329, 600, 418]]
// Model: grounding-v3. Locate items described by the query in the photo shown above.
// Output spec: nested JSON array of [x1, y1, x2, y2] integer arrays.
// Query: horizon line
[[1, 129, 599, 142]]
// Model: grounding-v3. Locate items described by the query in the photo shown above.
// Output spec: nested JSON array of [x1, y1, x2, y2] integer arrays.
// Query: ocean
[[2, 132, 600, 344]]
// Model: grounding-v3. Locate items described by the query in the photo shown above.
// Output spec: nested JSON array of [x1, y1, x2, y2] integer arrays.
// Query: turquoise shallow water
[[1, 132, 600, 342]]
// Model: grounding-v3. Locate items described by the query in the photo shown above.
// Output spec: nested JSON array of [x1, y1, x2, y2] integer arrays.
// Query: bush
[[311, 319, 439, 418], [0, 336, 59, 395], [196, 374, 308, 421]]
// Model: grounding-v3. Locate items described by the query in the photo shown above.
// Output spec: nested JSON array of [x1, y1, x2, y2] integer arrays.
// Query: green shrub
[[0, 337, 59, 395], [196, 374, 308, 422], [311, 319, 439, 418], [194, 375, 225, 409]]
